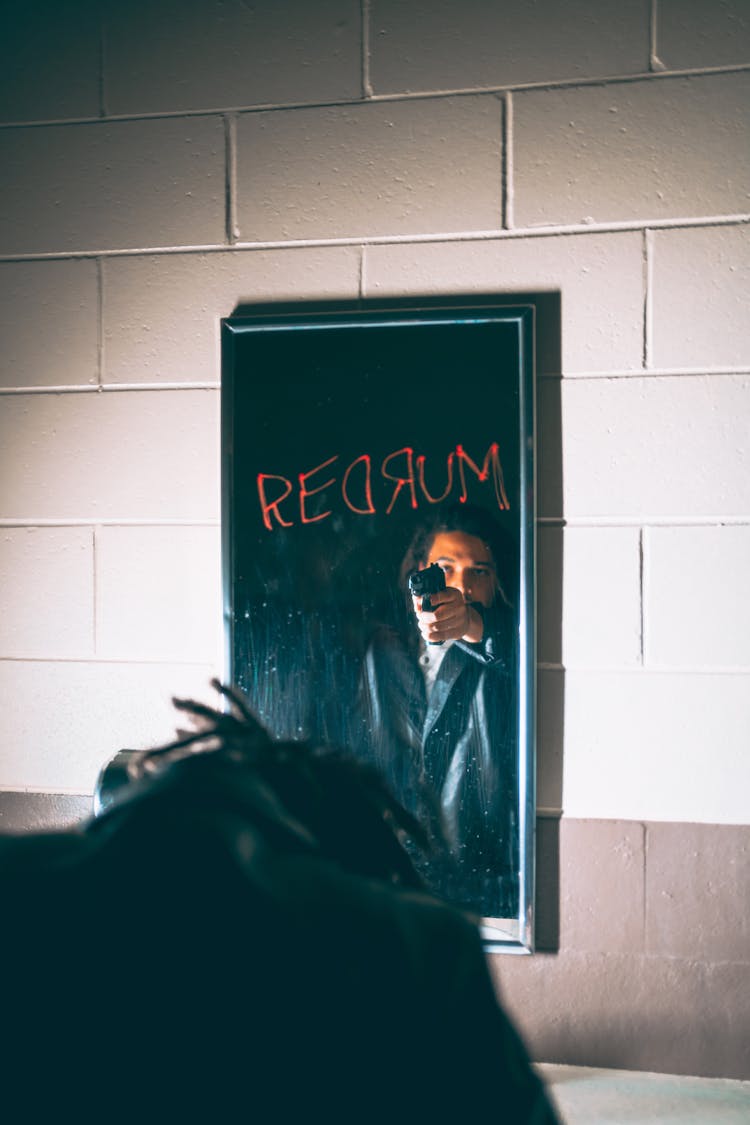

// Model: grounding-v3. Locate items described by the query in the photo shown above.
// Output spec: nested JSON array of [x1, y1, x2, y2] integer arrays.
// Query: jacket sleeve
[[455, 600, 515, 669]]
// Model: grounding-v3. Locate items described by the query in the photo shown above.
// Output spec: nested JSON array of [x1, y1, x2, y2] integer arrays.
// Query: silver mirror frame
[[221, 301, 536, 953]]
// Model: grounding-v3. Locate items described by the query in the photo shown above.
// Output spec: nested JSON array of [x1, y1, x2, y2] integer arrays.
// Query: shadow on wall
[[526, 293, 564, 952], [230, 291, 563, 376]]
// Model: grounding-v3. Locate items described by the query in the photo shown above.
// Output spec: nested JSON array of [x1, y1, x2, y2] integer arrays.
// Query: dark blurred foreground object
[[1, 682, 557, 1124]]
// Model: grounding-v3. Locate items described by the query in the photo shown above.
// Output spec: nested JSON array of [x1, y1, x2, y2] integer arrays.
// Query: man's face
[[425, 530, 498, 608]]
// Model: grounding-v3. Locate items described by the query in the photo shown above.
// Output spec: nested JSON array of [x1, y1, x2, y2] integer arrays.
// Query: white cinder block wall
[[1, 0, 748, 1081]]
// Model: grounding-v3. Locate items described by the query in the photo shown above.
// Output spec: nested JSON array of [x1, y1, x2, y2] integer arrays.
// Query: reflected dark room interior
[[222, 301, 537, 950]]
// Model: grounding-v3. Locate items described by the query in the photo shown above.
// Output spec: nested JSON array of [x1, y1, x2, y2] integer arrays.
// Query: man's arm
[[413, 589, 512, 667]]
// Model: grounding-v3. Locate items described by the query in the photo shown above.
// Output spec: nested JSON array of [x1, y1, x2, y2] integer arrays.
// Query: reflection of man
[[359, 503, 519, 919]]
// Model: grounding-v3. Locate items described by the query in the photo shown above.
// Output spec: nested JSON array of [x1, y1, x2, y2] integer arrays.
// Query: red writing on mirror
[[257, 443, 510, 531]]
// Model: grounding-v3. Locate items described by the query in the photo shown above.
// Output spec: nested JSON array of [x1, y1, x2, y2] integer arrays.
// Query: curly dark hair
[[96, 679, 430, 890]]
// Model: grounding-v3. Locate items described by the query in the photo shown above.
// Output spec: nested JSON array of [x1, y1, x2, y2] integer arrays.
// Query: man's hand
[[412, 586, 484, 645]]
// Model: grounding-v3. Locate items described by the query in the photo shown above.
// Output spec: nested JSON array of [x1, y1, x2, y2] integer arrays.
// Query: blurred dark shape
[[1, 681, 556, 1123]]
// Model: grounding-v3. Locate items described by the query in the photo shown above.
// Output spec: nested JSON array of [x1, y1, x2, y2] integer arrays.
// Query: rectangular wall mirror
[[221, 302, 536, 951]]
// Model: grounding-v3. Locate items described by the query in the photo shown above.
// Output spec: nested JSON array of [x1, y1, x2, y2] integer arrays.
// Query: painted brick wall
[[1, 0, 748, 1081]]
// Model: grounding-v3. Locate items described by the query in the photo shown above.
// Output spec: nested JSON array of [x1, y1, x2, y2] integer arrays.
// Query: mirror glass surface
[[222, 304, 535, 950]]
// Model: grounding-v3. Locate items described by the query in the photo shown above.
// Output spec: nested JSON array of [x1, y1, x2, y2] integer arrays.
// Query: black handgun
[[408, 563, 446, 646]]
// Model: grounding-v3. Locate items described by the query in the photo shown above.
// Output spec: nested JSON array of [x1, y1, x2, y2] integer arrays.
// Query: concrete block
[[0, 117, 225, 256], [497, 950, 750, 1079], [96, 525, 222, 662], [562, 375, 750, 519], [657, 0, 750, 69], [105, 0, 361, 114], [364, 233, 645, 374], [651, 224, 750, 371], [0, 0, 100, 124], [102, 247, 361, 384], [236, 97, 503, 241], [0, 792, 92, 831], [0, 259, 99, 388], [514, 73, 750, 226], [0, 660, 218, 793], [0, 527, 94, 657], [370, 0, 650, 94], [0, 389, 219, 521], [559, 819, 645, 954], [562, 670, 750, 824], [563, 526, 641, 669], [645, 525, 750, 668], [646, 821, 750, 963]]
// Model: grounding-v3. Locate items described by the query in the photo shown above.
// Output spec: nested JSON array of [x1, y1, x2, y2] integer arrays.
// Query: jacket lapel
[[421, 644, 465, 743]]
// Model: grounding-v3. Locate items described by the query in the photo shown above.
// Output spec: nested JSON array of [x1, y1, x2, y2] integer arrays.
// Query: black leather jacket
[[358, 601, 519, 917]]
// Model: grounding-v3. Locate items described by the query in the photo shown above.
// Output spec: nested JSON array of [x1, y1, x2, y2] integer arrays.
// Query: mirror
[[221, 302, 536, 951]]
